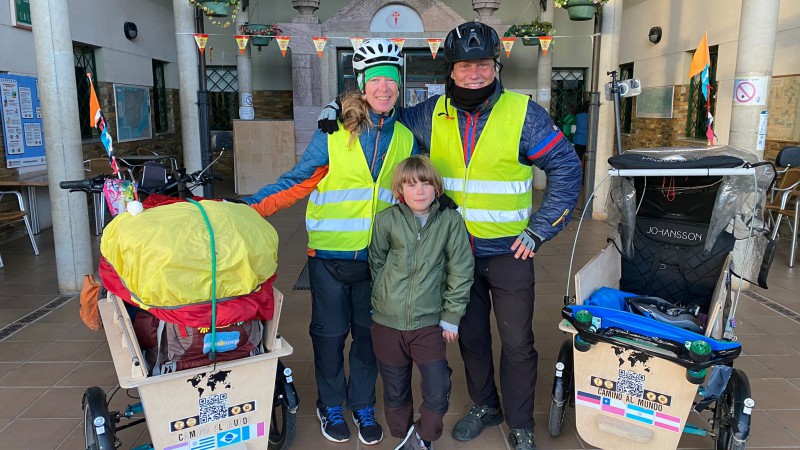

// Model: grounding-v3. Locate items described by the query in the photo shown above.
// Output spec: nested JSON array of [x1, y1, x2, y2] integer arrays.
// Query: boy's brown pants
[[370, 322, 452, 442]]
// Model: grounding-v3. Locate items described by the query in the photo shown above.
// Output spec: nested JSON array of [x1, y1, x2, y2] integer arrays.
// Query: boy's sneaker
[[508, 428, 537, 450], [317, 405, 350, 442], [394, 425, 433, 450], [352, 406, 383, 445], [452, 404, 503, 441]]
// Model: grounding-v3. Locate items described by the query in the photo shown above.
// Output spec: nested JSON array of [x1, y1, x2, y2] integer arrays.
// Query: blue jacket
[[243, 109, 419, 261], [396, 83, 582, 257]]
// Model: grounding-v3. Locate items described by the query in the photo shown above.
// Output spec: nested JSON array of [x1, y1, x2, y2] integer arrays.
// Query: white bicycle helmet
[[352, 38, 404, 87]]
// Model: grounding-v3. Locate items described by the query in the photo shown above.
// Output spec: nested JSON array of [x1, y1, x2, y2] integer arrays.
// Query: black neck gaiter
[[449, 80, 497, 113]]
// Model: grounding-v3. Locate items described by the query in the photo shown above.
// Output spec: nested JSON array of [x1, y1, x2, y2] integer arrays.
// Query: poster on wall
[[114, 84, 153, 142], [1, 74, 46, 168]]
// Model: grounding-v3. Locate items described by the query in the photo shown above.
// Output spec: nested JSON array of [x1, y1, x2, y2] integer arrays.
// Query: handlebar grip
[[59, 179, 95, 190]]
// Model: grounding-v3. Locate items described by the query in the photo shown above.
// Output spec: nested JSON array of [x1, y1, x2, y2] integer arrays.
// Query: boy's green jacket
[[369, 200, 474, 331]]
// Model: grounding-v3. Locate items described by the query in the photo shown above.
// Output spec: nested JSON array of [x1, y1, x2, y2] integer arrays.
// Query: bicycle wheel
[[548, 339, 574, 437], [714, 368, 752, 450], [83, 387, 117, 450], [268, 376, 297, 449]]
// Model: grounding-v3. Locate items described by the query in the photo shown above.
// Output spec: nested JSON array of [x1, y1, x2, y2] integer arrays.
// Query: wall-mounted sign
[[10, 0, 32, 29], [1, 74, 45, 168]]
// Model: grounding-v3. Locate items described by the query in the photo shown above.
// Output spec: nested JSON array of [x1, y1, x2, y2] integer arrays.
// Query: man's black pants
[[458, 253, 537, 430]]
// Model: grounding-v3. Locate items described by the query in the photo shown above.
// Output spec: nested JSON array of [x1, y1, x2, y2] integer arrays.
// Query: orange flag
[[427, 39, 442, 59], [391, 38, 406, 51], [235, 35, 249, 55], [688, 32, 710, 79], [539, 36, 553, 56], [276, 36, 291, 57], [501, 37, 515, 58], [312, 37, 327, 58], [194, 33, 209, 54]]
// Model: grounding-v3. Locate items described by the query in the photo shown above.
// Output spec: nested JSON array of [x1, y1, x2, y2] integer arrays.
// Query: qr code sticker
[[617, 369, 646, 398], [199, 393, 229, 424]]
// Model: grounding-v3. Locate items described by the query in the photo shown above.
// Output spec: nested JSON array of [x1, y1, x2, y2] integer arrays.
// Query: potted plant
[[240, 23, 282, 47], [504, 18, 555, 46], [555, 0, 609, 21], [189, 0, 240, 28]]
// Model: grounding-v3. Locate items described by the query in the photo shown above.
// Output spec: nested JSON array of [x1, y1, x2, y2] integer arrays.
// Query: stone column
[[286, 0, 322, 157], [473, 1, 501, 27], [533, 0, 555, 190], [292, 0, 320, 24], [591, 0, 623, 220], [30, 0, 93, 293], [172, 0, 202, 173], [236, 7, 254, 120], [728, 0, 780, 159]]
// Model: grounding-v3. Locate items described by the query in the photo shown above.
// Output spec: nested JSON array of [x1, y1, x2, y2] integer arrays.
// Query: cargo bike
[[547, 145, 776, 450], [62, 159, 299, 450]]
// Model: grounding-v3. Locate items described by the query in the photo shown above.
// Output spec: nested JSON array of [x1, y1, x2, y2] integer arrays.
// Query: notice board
[[1, 74, 45, 168]]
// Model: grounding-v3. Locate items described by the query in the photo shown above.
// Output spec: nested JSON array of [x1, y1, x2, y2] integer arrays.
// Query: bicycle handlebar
[[59, 176, 105, 193]]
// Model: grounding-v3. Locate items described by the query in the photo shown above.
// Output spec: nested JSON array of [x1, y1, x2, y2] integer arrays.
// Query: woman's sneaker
[[352, 406, 384, 445], [394, 425, 433, 450], [452, 404, 503, 441], [317, 405, 350, 442]]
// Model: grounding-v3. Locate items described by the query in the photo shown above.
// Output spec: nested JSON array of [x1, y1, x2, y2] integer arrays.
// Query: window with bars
[[619, 62, 634, 133], [74, 46, 97, 138], [206, 66, 238, 131], [551, 68, 586, 136], [152, 60, 169, 133], [685, 45, 719, 139]]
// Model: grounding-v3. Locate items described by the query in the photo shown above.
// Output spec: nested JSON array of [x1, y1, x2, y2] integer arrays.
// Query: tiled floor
[[1, 197, 799, 449]]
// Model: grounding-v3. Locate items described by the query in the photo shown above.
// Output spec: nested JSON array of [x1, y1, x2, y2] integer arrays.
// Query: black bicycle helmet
[[443, 21, 501, 63]]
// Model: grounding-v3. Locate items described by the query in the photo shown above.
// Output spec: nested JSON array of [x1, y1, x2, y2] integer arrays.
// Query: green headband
[[360, 66, 401, 89]]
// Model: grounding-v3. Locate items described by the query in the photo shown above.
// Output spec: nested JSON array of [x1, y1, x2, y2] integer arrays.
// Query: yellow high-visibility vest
[[430, 92, 532, 238], [306, 123, 414, 250]]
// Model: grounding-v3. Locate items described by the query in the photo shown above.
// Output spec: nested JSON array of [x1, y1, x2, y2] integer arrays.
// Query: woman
[[243, 39, 416, 446]]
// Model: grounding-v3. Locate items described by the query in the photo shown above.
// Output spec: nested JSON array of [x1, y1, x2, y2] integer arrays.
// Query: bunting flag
[[235, 35, 249, 55], [193, 33, 209, 54], [276, 36, 291, 57], [427, 38, 442, 59], [539, 36, 553, 56], [391, 38, 406, 51], [312, 37, 327, 58], [688, 32, 711, 101], [501, 37, 516, 58], [350, 37, 364, 50], [86, 73, 117, 173]]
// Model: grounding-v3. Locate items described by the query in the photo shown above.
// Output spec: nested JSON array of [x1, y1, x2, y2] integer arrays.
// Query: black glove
[[223, 197, 247, 204], [516, 227, 543, 254], [318, 97, 342, 134], [437, 192, 458, 210]]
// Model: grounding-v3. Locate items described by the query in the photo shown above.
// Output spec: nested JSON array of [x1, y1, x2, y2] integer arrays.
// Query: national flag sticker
[[601, 397, 626, 416], [654, 411, 682, 432], [625, 403, 655, 425], [576, 391, 601, 410]]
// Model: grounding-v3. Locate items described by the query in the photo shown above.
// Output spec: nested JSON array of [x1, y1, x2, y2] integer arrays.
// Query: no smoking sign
[[733, 76, 767, 106]]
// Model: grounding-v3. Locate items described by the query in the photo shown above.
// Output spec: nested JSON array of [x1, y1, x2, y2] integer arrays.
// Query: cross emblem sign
[[392, 11, 400, 28]]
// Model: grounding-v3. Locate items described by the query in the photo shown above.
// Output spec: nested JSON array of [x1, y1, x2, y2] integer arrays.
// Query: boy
[[368, 155, 474, 450]]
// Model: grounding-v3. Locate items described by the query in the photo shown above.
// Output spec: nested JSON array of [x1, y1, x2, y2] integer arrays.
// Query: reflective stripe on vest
[[306, 123, 414, 251], [430, 92, 531, 239]]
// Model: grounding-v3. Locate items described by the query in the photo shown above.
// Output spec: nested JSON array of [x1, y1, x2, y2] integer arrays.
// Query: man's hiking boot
[[451, 404, 503, 441], [352, 406, 383, 445], [508, 428, 537, 450], [317, 405, 350, 442]]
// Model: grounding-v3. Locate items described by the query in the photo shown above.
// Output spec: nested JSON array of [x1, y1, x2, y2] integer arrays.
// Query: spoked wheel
[[268, 363, 297, 449], [82, 387, 117, 450], [714, 368, 753, 450], [548, 339, 574, 437]]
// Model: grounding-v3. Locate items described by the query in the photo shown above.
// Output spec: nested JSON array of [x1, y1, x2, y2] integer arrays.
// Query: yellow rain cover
[[101, 200, 278, 308]]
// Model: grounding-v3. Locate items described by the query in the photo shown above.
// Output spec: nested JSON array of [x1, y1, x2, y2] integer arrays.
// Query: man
[[318, 22, 582, 450]]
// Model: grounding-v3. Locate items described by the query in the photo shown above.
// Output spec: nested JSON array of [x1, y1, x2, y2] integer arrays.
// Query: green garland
[[188, 0, 240, 29]]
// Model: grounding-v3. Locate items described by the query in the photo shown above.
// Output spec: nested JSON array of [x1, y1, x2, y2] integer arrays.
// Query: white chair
[[0, 190, 40, 269], [767, 168, 800, 267]]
